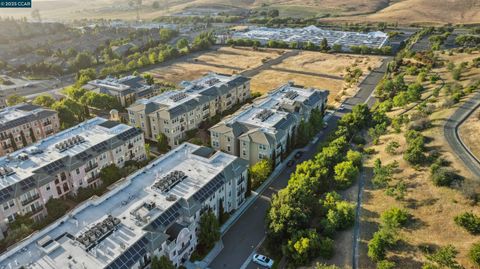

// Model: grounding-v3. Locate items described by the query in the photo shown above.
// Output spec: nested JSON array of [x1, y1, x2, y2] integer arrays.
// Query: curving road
[[444, 91, 480, 178]]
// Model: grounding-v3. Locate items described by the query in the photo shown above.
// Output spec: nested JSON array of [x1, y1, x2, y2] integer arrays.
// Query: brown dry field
[[360, 51, 480, 268], [147, 46, 282, 83], [147, 48, 381, 106], [251, 52, 383, 106], [459, 108, 480, 161]]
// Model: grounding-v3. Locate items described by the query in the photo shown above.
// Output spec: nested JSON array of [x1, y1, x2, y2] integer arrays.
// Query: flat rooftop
[[232, 25, 389, 49], [0, 103, 56, 131], [0, 143, 244, 269], [0, 117, 133, 190]]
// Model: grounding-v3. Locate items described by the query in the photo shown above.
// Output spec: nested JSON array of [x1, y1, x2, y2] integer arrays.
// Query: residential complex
[[0, 104, 60, 157], [0, 117, 146, 238], [127, 73, 250, 147], [83, 76, 156, 107], [226, 25, 389, 51], [0, 142, 248, 269], [210, 83, 329, 166]]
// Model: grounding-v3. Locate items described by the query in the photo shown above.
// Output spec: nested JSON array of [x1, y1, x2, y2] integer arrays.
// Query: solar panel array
[[20, 177, 36, 191], [255, 109, 274, 122], [105, 237, 149, 269], [75, 151, 93, 162], [0, 186, 14, 204], [284, 91, 299, 100], [192, 173, 225, 203], [41, 159, 65, 174], [149, 202, 181, 230], [91, 141, 108, 153], [169, 92, 188, 102], [117, 128, 140, 141]]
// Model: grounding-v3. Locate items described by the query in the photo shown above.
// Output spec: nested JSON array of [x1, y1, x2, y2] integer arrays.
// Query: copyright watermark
[[0, 0, 31, 8]]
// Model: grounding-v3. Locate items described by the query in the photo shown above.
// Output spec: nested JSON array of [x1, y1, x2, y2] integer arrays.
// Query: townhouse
[[0, 117, 146, 238], [0, 104, 60, 157], [83, 75, 157, 107], [0, 142, 248, 269], [127, 73, 250, 147], [210, 83, 329, 166]]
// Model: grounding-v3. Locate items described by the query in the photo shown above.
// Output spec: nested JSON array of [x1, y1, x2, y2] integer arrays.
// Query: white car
[[252, 254, 274, 268], [339, 104, 346, 110]]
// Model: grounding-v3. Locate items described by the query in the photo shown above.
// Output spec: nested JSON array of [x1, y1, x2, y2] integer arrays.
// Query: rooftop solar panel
[[193, 173, 225, 203], [149, 202, 181, 230]]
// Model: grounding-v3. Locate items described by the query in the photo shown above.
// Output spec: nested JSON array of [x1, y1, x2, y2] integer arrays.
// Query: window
[[242, 150, 246, 156], [76, 168, 80, 174], [258, 144, 267, 151], [46, 185, 51, 191], [227, 137, 231, 142], [227, 146, 231, 152]]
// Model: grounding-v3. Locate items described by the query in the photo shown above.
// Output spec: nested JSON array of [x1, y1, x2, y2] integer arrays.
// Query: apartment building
[[210, 83, 329, 166], [0, 117, 146, 238], [0, 103, 60, 157], [127, 73, 250, 147], [83, 75, 156, 107], [0, 143, 248, 269]]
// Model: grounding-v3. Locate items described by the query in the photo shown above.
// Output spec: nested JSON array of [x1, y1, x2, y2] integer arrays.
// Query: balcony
[[25, 205, 44, 217], [45, 129, 55, 135], [85, 163, 99, 173], [87, 174, 101, 184], [128, 143, 134, 149], [21, 194, 40, 206], [43, 120, 52, 127]]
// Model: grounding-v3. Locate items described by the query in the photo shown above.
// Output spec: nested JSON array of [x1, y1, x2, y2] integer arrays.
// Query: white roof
[[0, 143, 242, 269]]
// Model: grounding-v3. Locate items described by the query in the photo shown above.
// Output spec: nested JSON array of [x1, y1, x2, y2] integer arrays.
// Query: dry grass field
[[146, 48, 381, 106], [251, 52, 383, 105], [146, 47, 282, 83], [459, 109, 480, 161], [359, 50, 480, 268]]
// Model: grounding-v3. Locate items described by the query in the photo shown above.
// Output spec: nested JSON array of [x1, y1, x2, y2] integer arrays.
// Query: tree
[[377, 260, 396, 269], [32, 94, 55, 108], [319, 38, 330, 52], [71, 52, 94, 71], [380, 207, 409, 229], [176, 38, 189, 50], [99, 164, 122, 186], [315, 263, 341, 269], [267, 9, 279, 18], [296, 119, 312, 146], [249, 159, 273, 189], [151, 255, 174, 269], [159, 28, 176, 43], [75, 68, 96, 87], [8, 133, 17, 151], [156, 133, 169, 153], [20, 131, 28, 147], [143, 74, 154, 85], [332, 44, 342, 52], [368, 228, 396, 262], [386, 141, 400, 155], [334, 161, 359, 189], [426, 245, 461, 269], [284, 229, 321, 265], [198, 209, 220, 252], [469, 242, 480, 267], [454, 212, 480, 234], [63, 86, 86, 100], [346, 150, 363, 167], [6, 94, 26, 106], [151, 1, 160, 9]]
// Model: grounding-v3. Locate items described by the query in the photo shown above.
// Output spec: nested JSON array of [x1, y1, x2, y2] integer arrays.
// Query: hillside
[[0, 0, 479, 25]]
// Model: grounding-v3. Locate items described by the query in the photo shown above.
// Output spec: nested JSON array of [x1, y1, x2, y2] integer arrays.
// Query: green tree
[[334, 161, 359, 189], [29, 128, 36, 143], [368, 228, 396, 262], [6, 94, 26, 106], [377, 260, 396, 269], [8, 133, 17, 151], [426, 245, 461, 269], [71, 52, 94, 71], [346, 150, 363, 167], [267, 9, 279, 17], [319, 38, 330, 51], [176, 38, 189, 50], [151, 255, 174, 269], [249, 159, 273, 189], [20, 131, 28, 147], [198, 209, 220, 251], [75, 68, 96, 87], [454, 212, 480, 234], [99, 164, 122, 186], [32, 94, 55, 108], [469, 242, 480, 267], [332, 44, 342, 52], [380, 207, 409, 229], [284, 229, 321, 265], [156, 133, 169, 153], [143, 73, 154, 85]]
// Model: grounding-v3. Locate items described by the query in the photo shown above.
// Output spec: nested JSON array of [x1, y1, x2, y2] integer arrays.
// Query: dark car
[[294, 151, 303, 159], [287, 160, 295, 167]]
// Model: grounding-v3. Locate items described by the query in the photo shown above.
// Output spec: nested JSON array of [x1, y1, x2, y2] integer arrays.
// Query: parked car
[[294, 151, 303, 159], [323, 122, 328, 129], [252, 254, 274, 268], [287, 160, 295, 167], [339, 104, 346, 110]]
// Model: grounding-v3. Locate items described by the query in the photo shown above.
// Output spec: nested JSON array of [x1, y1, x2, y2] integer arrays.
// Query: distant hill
[[1, 0, 479, 25]]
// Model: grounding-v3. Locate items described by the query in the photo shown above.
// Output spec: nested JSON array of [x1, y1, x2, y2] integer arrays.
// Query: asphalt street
[[444, 91, 480, 178], [209, 57, 391, 269]]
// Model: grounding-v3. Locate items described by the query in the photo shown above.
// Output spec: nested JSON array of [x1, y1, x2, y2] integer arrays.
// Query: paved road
[[210, 57, 392, 269], [444, 91, 480, 178]]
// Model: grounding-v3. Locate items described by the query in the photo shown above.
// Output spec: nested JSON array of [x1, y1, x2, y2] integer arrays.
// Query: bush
[[454, 212, 480, 234], [469, 242, 480, 267], [368, 228, 396, 262], [377, 260, 396, 269], [431, 166, 461, 187], [380, 207, 409, 229]]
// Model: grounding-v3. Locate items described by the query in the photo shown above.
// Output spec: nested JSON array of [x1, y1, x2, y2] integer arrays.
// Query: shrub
[[368, 229, 396, 262], [380, 207, 409, 229], [377, 260, 396, 269], [469, 242, 480, 266], [386, 141, 400, 155], [454, 212, 480, 234], [431, 167, 462, 187]]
